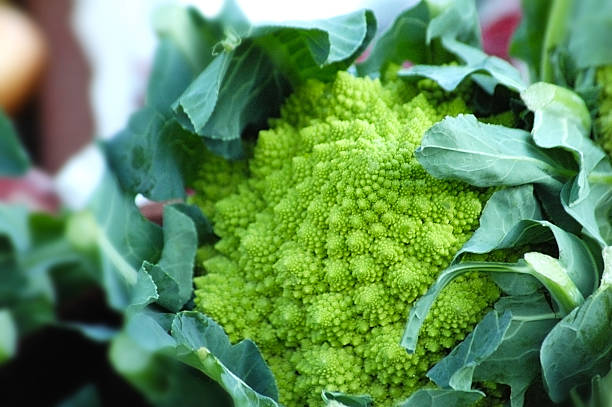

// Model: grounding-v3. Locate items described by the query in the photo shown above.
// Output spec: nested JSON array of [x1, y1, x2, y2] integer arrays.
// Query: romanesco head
[[193, 71, 499, 406]]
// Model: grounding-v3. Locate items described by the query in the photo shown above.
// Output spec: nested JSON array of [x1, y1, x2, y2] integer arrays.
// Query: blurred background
[[0, 0, 519, 405]]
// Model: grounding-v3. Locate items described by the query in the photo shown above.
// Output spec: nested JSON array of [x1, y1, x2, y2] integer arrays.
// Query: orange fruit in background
[[0, 4, 46, 114]]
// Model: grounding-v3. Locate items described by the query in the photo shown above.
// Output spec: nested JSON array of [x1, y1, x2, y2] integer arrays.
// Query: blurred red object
[[482, 11, 521, 60], [0, 169, 60, 212]]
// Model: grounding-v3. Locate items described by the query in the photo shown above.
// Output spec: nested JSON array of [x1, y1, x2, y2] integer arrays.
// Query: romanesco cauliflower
[[192, 71, 500, 406]]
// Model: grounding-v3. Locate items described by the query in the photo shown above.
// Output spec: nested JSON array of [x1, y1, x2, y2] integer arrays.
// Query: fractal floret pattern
[[193, 72, 500, 406]]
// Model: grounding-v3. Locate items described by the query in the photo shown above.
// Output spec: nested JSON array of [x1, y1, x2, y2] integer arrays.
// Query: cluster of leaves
[[1, 0, 611, 406]]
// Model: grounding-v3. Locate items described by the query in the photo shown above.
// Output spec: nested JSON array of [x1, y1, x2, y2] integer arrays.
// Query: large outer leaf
[[521, 82, 604, 205], [398, 388, 484, 406], [428, 294, 559, 407], [415, 114, 574, 189], [356, 1, 429, 76], [87, 172, 163, 309], [171, 312, 279, 404], [561, 160, 612, 248], [0, 110, 30, 176], [540, 284, 612, 403], [567, 0, 612, 69], [322, 391, 373, 407], [173, 9, 376, 156]]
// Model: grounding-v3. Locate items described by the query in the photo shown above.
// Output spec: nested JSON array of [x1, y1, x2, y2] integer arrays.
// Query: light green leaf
[[426, 0, 481, 47], [453, 185, 544, 261], [415, 114, 574, 189], [400, 38, 526, 92], [567, 0, 612, 69], [398, 388, 484, 406], [0, 110, 30, 176], [321, 391, 373, 407], [521, 82, 604, 205], [87, 172, 163, 309]]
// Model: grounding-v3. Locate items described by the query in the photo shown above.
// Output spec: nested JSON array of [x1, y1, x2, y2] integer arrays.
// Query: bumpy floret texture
[[596, 66, 612, 157], [193, 72, 500, 406]]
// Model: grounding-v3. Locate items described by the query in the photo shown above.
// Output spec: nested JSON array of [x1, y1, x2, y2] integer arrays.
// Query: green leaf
[[428, 294, 559, 407], [321, 391, 373, 407], [173, 8, 376, 156], [415, 114, 574, 189], [521, 82, 604, 205], [398, 388, 484, 407], [86, 172, 163, 309], [0, 309, 17, 363], [562, 161, 612, 247], [402, 245, 588, 353], [356, 1, 429, 75], [148, 205, 198, 312], [509, 0, 551, 81], [171, 311, 280, 404], [567, 0, 612, 69], [426, 0, 481, 47], [400, 38, 526, 92], [427, 310, 513, 391], [0, 109, 30, 176], [453, 185, 544, 261], [105, 109, 205, 201], [570, 365, 612, 407], [540, 284, 612, 403], [252, 9, 377, 83], [110, 330, 231, 407]]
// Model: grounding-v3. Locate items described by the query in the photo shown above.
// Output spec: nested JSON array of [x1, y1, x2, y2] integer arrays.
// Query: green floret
[[193, 71, 499, 406]]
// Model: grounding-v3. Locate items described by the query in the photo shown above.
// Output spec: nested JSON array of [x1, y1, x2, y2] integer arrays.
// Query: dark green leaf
[[105, 109, 205, 201], [398, 388, 484, 407], [427, 310, 513, 391], [356, 1, 429, 76], [540, 284, 612, 403], [148, 205, 198, 312], [570, 365, 612, 407], [110, 331, 231, 407], [509, 0, 551, 81], [0, 110, 30, 176], [429, 294, 558, 407], [415, 114, 573, 189]]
